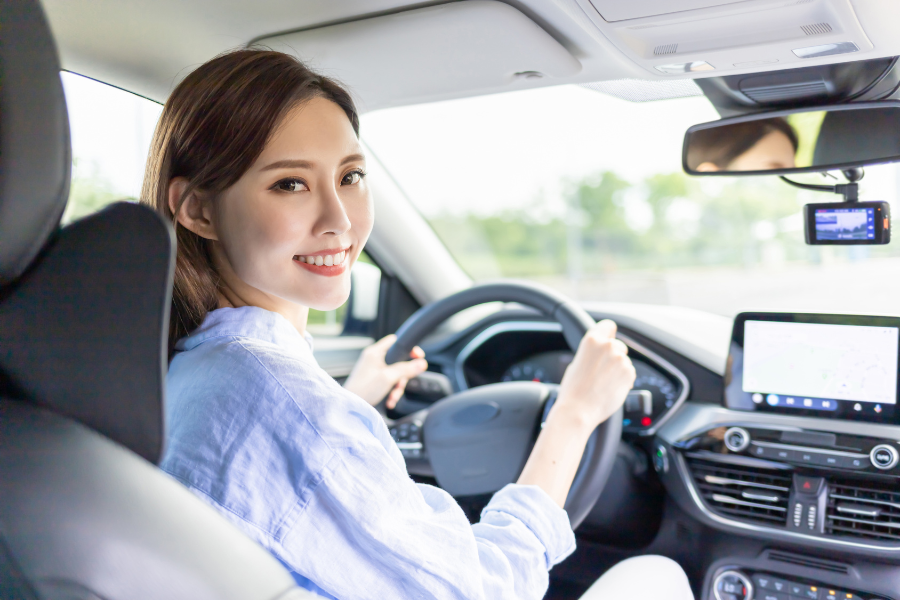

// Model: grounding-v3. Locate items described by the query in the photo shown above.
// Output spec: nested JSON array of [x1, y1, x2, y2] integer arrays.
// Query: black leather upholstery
[[0, 0, 71, 284], [0, 1, 314, 598], [0, 203, 171, 463]]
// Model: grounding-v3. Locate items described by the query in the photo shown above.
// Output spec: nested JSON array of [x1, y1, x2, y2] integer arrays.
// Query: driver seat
[[0, 1, 315, 598]]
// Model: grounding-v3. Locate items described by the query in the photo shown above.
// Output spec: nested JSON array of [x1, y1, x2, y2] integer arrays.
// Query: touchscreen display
[[814, 207, 875, 241], [726, 313, 900, 423]]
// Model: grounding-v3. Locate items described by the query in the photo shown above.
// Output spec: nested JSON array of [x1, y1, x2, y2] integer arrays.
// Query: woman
[[144, 49, 693, 600]]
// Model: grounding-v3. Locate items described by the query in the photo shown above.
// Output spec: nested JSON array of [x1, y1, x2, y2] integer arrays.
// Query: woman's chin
[[296, 290, 350, 313]]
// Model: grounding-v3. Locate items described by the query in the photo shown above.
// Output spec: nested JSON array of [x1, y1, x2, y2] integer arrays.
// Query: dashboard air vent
[[826, 479, 900, 542], [687, 457, 791, 526]]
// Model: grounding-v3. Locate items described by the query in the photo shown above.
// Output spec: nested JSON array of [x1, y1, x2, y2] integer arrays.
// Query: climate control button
[[869, 444, 899, 470]]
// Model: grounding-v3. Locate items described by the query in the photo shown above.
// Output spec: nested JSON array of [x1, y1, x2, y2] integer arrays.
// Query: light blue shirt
[[161, 306, 576, 600]]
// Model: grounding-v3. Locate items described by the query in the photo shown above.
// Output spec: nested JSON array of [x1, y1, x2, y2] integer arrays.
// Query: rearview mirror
[[683, 101, 900, 176]]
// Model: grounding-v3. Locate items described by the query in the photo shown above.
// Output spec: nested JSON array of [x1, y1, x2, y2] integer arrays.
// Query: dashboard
[[454, 321, 689, 435], [398, 309, 900, 600]]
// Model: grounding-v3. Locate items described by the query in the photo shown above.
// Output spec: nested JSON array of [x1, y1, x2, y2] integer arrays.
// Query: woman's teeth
[[296, 251, 346, 266]]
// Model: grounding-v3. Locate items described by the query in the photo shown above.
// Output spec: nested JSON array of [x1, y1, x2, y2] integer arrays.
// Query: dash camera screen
[[814, 207, 875, 241]]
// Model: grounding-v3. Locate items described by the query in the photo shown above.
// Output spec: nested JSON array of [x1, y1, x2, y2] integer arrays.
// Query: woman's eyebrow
[[261, 154, 365, 171], [261, 159, 314, 171]]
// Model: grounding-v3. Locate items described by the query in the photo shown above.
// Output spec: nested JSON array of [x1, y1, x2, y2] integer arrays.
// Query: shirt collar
[[176, 306, 314, 355]]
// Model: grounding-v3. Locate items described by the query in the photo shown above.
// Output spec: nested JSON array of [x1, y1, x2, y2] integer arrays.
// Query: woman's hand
[[516, 319, 635, 507], [551, 319, 636, 430], [343, 334, 428, 408]]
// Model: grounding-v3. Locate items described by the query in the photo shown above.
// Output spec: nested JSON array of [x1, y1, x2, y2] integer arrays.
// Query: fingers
[[590, 319, 617, 341], [388, 357, 428, 381], [386, 380, 406, 409], [410, 346, 425, 360], [368, 334, 397, 353]]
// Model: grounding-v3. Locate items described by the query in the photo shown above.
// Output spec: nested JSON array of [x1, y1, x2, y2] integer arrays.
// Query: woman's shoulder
[[167, 305, 388, 446]]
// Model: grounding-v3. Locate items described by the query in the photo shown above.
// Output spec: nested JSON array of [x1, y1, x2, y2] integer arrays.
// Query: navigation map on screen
[[743, 320, 899, 405], [815, 207, 875, 241]]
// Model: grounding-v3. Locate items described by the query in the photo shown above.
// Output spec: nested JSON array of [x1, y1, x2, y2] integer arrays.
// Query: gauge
[[633, 360, 679, 408], [501, 350, 572, 384]]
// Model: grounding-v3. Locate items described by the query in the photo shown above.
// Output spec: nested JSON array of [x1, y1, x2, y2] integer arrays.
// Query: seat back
[[0, 1, 312, 598]]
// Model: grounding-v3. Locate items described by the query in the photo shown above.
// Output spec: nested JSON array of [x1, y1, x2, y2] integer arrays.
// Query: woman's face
[[210, 97, 372, 311]]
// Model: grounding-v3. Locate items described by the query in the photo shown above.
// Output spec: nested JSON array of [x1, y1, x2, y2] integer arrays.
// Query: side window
[[307, 253, 382, 338], [60, 72, 162, 223]]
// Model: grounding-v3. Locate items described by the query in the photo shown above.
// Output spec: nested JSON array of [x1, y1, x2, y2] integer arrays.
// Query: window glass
[[361, 86, 900, 317], [60, 72, 162, 223]]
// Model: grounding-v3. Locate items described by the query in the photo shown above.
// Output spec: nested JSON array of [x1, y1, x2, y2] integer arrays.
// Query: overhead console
[[574, 0, 877, 79]]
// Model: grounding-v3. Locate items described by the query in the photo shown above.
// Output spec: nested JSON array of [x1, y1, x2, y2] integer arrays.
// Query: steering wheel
[[385, 281, 623, 529]]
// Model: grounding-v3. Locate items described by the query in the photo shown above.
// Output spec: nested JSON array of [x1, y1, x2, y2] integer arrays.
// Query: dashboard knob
[[713, 569, 752, 600], [870, 444, 899, 470], [724, 427, 751, 453]]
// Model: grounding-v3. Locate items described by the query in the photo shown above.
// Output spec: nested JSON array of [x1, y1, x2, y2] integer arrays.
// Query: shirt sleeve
[[275, 431, 576, 600]]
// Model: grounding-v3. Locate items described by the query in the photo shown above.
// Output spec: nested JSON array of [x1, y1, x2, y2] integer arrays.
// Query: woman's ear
[[168, 177, 218, 240]]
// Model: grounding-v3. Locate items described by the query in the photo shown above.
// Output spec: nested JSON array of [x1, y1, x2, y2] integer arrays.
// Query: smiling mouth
[[293, 249, 347, 267], [292, 248, 350, 277]]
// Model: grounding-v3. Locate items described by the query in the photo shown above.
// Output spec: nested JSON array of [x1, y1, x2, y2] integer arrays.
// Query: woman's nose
[[313, 183, 352, 236]]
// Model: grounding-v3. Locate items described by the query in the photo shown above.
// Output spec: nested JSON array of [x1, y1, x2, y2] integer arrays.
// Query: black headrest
[[813, 107, 900, 167], [0, 0, 71, 284], [0, 203, 174, 463]]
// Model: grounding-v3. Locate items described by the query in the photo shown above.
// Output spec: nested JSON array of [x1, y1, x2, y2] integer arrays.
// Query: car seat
[[0, 1, 316, 598]]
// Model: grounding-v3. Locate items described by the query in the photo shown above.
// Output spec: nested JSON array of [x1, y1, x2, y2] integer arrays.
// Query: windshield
[[361, 86, 900, 318]]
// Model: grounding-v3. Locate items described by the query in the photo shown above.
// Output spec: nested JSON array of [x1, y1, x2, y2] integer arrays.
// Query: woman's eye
[[274, 178, 307, 193], [341, 170, 366, 186]]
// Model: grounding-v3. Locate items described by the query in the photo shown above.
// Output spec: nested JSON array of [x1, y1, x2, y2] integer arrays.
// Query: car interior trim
[[660, 403, 900, 553], [671, 449, 900, 553], [454, 321, 563, 391]]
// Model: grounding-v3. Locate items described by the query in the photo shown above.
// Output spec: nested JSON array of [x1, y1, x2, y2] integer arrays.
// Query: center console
[[654, 312, 900, 600]]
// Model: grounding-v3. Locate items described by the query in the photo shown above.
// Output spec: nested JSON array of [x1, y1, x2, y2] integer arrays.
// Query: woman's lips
[[293, 249, 350, 277]]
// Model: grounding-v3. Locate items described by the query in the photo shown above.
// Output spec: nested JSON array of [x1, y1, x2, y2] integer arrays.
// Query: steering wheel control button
[[869, 444, 899, 470], [653, 445, 669, 474], [724, 427, 751, 452], [714, 570, 752, 600]]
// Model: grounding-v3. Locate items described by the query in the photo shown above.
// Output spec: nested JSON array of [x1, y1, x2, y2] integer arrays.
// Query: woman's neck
[[217, 287, 309, 336]]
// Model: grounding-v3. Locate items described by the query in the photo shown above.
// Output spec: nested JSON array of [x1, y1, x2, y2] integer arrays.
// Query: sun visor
[[574, 0, 873, 79], [255, 1, 581, 111]]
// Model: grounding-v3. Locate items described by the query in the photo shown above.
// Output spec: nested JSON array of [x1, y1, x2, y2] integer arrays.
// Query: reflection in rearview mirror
[[683, 103, 900, 175]]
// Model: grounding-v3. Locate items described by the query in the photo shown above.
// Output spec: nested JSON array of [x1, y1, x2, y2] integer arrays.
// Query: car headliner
[[41, 0, 900, 110]]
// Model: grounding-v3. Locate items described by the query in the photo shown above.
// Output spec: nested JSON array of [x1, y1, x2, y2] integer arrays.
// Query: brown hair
[[686, 117, 799, 170], [140, 49, 359, 355]]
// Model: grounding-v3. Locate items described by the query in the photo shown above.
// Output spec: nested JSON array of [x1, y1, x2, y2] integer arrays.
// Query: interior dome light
[[654, 61, 715, 75], [792, 41, 859, 59]]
